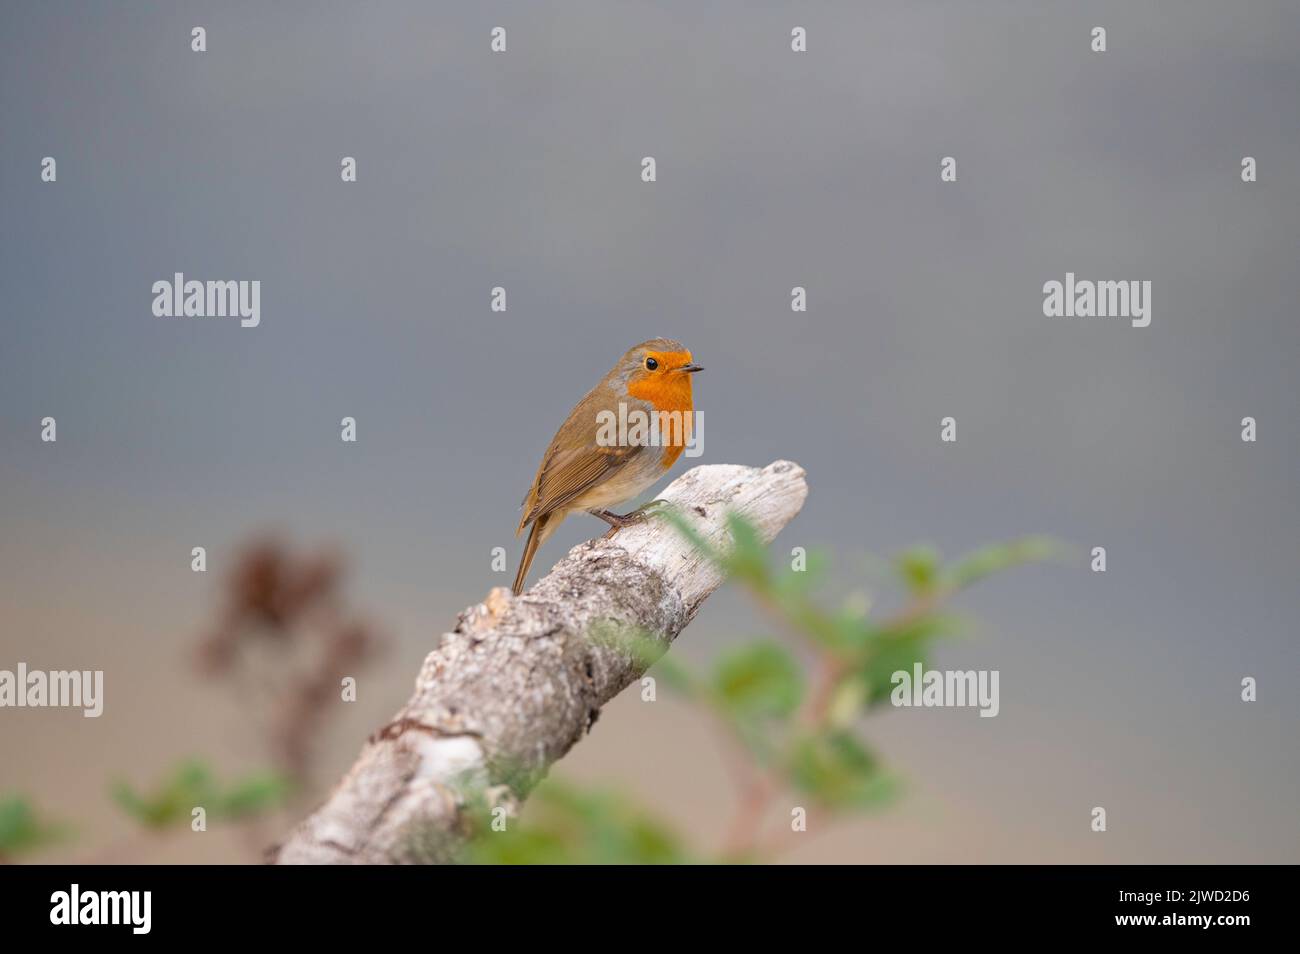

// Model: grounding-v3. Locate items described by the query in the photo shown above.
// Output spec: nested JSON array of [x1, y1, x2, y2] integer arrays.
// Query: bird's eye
[[644, 357, 658, 370]]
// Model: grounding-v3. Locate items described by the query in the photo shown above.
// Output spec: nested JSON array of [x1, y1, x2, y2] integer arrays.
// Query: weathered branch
[[274, 460, 808, 864]]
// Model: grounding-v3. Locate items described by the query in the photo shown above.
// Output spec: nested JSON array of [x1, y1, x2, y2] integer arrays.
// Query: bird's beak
[[679, 364, 704, 373]]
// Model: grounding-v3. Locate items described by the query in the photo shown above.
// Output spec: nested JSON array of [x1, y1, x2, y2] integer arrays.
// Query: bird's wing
[[518, 381, 650, 533], [517, 437, 644, 533]]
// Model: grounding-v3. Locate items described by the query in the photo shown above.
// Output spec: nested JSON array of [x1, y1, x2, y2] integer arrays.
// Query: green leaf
[[857, 614, 961, 706], [895, 545, 942, 594], [0, 795, 69, 859], [218, 773, 292, 818], [660, 506, 719, 563], [767, 580, 862, 653], [460, 781, 689, 865], [818, 606, 879, 653], [711, 642, 803, 718], [112, 760, 290, 829], [826, 676, 868, 729], [944, 536, 1059, 590], [721, 513, 770, 585], [587, 622, 695, 695], [663, 509, 772, 587], [110, 782, 157, 825], [786, 730, 898, 809], [588, 622, 662, 667]]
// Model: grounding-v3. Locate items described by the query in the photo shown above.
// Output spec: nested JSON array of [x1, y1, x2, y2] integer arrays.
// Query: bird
[[513, 338, 703, 594]]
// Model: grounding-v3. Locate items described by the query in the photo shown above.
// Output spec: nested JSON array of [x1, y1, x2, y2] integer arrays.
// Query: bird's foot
[[590, 499, 671, 538]]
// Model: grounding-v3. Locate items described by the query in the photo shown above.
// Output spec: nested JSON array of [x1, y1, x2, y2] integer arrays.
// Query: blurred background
[[1, 0, 1297, 863]]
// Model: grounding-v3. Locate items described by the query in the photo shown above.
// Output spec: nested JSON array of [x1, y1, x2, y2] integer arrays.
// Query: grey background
[[1, 1, 1296, 862]]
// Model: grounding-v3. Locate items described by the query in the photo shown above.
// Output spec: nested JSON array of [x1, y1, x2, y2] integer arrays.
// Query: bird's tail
[[513, 514, 552, 595]]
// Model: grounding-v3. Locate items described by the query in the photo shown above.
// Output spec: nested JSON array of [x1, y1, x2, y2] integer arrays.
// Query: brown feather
[[512, 513, 551, 595], [517, 378, 645, 533]]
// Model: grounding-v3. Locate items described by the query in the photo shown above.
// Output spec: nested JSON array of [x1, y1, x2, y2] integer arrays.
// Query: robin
[[513, 338, 703, 594]]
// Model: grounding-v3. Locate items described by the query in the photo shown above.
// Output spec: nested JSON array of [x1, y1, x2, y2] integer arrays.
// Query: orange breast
[[627, 373, 694, 469]]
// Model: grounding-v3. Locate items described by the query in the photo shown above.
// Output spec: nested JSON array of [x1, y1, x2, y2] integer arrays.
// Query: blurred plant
[[6, 540, 383, 863], [111, 759, 291, 830], [196, 538, 387, 785], [459, 510, 1058, 863], [0, 795, 70, 862], [9, 526, 1051, 865], [2, 763, 292, 863], [460, 782, 691, 865]]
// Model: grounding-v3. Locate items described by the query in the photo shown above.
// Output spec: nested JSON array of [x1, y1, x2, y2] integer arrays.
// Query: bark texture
[[274, 460, 808, 864]]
